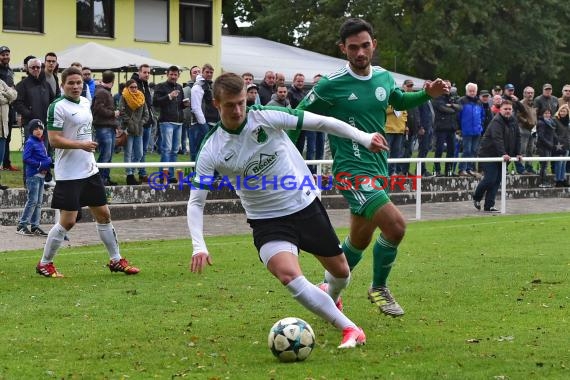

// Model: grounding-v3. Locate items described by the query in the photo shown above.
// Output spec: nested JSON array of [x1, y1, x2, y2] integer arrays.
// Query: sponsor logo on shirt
[[244, 152, 278, 176]]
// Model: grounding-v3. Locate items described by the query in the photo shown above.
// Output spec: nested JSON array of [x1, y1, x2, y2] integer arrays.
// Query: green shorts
[[336, 175, 392, 219]]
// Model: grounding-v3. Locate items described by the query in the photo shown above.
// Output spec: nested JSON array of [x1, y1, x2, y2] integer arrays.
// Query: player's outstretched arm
[[187, 188, 213, 273]]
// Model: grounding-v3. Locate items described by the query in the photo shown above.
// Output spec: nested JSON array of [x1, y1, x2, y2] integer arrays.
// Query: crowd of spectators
[[0, 43, 569, 193]]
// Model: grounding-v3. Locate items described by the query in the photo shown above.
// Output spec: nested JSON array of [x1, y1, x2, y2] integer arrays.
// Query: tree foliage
[[222, 0, 570, 92]]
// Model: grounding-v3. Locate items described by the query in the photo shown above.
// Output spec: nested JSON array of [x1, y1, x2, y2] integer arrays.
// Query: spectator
[[92, 70, 119, 186], [490, 95, 502, 115], [534, 83, 559, 118], [473, 100, 521, 212], [242, 72, 260, 105], [43, 52, 60, 98], [432, 81, 462, 176], [153, 65, 186, 181], [0, 77, 17, 189], [258, 71, 276, 105], [479, 90, 493, 133], [417, 99, 435, 176], [119, 79, 149, 185], [457, 82, 484, 177], [275, 72, 286, 88], [81, 67, 96, 98], [385, 105, 407, 176], [536, 108, 556, 188], [16, 120, 51, 236], [190, 63, 218, 162], [559, 84, 570, 109], [288, 73, 309, 155], [553, 104, 569, 187], [181, 65, 201, 155], [131, 64, 154, 182], [0, 45, 18, 172], [491, 85, 503, 98], [516, 86, 537, 174], [401, 79, 421, 176], [246, 83, 258, 106], [266, 85, 290, 107]]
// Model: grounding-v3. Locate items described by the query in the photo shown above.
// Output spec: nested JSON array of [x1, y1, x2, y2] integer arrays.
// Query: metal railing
[[98, 156, 569, 220]]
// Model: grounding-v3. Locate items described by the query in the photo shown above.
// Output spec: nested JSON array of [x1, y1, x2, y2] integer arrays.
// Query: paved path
[[2, 198, 569, 252]]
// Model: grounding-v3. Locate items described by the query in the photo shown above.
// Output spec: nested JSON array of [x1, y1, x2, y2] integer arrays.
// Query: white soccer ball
[[267, 317, 316, 362]]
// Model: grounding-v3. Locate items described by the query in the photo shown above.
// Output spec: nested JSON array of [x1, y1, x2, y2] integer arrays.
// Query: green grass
[[1, 214, 569, 379]]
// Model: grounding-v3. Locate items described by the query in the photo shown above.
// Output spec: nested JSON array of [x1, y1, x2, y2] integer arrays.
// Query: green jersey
[[296, 64, 430, 178]]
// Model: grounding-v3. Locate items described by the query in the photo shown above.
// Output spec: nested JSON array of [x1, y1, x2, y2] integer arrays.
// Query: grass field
[[1, 213, 569, 379]]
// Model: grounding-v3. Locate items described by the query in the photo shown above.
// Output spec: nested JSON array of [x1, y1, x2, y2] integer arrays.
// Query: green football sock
[[372, 234, 398, 288], [342, 236, 364, 271]]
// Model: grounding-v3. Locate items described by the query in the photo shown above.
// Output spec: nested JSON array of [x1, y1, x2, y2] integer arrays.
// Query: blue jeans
[[139, 125, 152, 176], [124, 134, 144, 175], [305, 131, 325, 174], [459, 135, 481, 172], [473, 162, 501, 209], [19, 175, 45, 228], [434, 130, 456, 174], [386, 133, 404, 175], [160, 122, 182, 178], [189, 123, 209, 161], [95, 127, 115, 180], [554, 150, 568, 182]]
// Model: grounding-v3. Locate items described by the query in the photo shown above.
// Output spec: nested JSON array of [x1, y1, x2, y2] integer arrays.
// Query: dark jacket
[[536, 117, 557, 152], [13, 73, 55, 128], [257, 80, 275, 105], [478, 113, 521, 157], [23, 134, 52, 178], [92, 85, 117, 128], [287, 85, 306, 109], [458, 96, 484, 136], [433, 94, 462, 132], [534, 95, 559, 118], [554, 116, 570, 152], [152, 80, 185, 123]]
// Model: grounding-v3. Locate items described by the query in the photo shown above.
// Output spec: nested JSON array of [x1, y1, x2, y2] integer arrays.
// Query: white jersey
[[47, 96, 98, 180], [193, 107, 318, 219]]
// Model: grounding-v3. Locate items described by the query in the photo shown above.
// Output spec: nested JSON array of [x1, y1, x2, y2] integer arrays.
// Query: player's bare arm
[[49, 130, 98, 152]]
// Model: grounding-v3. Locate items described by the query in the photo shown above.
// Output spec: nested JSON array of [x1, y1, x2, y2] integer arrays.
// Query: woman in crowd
[[119, 79, 149, 185]]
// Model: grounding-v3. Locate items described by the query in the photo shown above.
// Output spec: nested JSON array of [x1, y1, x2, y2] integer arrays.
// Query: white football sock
[[286, 276, 356, 330], [41, 223, 68, 264], [96, 223, 121, 261], [324, 270, 350, 303]]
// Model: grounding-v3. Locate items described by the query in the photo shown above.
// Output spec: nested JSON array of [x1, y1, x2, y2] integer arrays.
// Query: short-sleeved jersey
[[47, 96, 98, 180], [297, 64, 429, 178], [193, 106, 317, 219]]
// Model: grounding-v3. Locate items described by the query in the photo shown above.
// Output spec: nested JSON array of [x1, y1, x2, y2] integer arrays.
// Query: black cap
[[23, 55, 36, 65], [27, 119, 44, 134], [0, 46, 9, 54], [479, 90, 490, 96]]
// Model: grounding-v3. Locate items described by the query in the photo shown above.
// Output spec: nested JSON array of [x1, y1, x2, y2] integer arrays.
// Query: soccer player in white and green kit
[[295, 18, 450, 316]]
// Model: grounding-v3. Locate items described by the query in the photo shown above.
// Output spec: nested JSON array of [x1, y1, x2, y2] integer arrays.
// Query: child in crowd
[[16, 119, 51, 236]]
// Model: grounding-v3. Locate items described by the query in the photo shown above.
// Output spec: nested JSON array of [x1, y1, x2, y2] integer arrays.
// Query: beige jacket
[[0, 79, 17, 138]]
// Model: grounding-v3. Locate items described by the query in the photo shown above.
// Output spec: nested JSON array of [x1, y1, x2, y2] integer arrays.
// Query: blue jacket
[[458, 96, 484, 136], [23, 135, 52, 178]]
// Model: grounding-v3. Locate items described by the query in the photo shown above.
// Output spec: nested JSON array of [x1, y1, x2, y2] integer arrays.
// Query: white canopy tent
[[56, 42, 177, 71], [221, 35, 426, 87]]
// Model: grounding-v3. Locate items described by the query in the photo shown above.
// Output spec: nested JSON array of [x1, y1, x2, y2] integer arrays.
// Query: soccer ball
[[268, 317, 316, 362]]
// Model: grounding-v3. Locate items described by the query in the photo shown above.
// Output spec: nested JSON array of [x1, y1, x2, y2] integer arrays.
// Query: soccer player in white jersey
[[188, 72, 388, 349], [295, 18, 449, 317], [36, 67, 140, 278]]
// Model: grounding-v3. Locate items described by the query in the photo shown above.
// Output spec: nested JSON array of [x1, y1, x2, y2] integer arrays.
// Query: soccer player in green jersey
[[295, 18, 450, 316]]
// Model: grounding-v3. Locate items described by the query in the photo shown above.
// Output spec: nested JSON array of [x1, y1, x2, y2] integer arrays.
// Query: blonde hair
[[554, 104, 569, 119]]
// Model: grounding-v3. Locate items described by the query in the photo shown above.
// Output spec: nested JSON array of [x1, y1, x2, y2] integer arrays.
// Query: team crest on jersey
[[244, 152, 278, 176], [375, 87, 387, 102], [252, 125, 268, 144], [306, 91, 316, 104]]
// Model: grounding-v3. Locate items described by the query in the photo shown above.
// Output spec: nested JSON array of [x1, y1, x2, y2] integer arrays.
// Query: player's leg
[[85, 174, 140, 274], [261, 242, 365, 348]]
